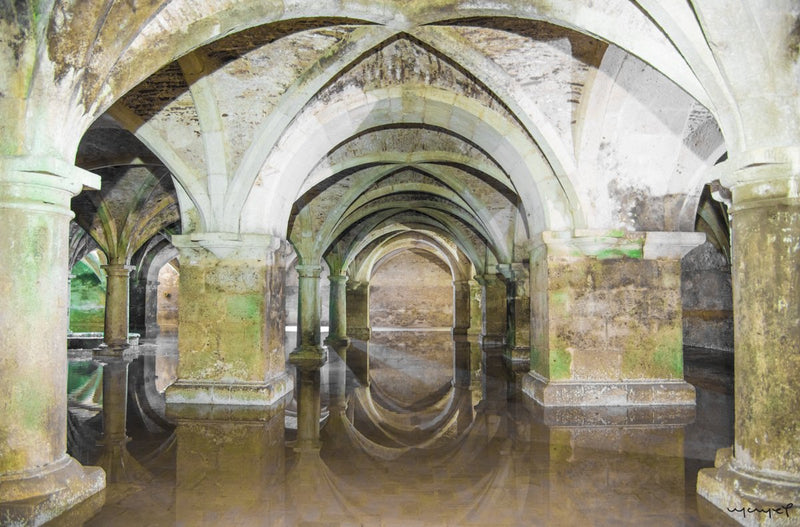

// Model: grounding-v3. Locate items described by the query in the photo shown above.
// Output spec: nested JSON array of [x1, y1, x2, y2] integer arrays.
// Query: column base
[[697, 447, 800, 526], [288, 346, 327, 371], [521, 371, 696, 406], [0, 456, 105, 527], [165, 373, 293, 417]]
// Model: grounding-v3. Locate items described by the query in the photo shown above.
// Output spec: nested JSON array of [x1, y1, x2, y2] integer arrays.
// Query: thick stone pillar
[[698, 163, 800, 521], [345, 279, 370, 342], [497, 263, 531, 370], [522, 230, 702, 407], [452, 279, 471, 339], [476, 273, 507, 347], [0, 157, 104, 524], [165, 234, 291, 413], [101, 263, 135, 350], [325, 274, 349, 349]]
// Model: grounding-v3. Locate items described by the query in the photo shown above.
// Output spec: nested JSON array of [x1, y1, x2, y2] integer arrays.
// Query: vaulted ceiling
[[67, 8, 728, 272]]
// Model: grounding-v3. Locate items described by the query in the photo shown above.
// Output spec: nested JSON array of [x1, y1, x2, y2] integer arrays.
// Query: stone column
[[698, 163, 800, 518], [345, 279, 370, 342], [497, 263, 531, 371], [476, 273, 507, 347], [452, 279, 471, 339], [324, 274, 349, 350], [165, 234, 291, 413], [0, 157, 104, 523], [101, 263, 135, 350], [291, 264, 325, 361], [468, 279, 482, 338], [521, 230, 702, 407]]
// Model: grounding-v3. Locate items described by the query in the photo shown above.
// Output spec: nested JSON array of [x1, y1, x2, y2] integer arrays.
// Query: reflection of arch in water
[[334, 337, 476, 446], [302, 400, 531, 526]]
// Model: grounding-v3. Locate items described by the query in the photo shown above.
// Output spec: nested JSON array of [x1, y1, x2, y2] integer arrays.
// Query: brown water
[[57, 332, 738, 526]]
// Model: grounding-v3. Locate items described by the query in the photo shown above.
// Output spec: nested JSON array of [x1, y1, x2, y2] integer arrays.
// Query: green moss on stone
[[596, 247, 643, 260], [622, 326, 683, 379], [550, 347, 572, 380], [226, 295, 261, 319]]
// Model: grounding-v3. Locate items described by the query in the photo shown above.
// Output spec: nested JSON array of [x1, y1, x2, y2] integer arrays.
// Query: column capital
[[295, 264, 322, 278], [711, 145, 800, 187], [328, 273, 348, 284], [0, 156, 101, 217], [532, 230, 704, 260], [171, 232, 284, 260], [0, 155, 100, 192], [102, 264, 136, 276]]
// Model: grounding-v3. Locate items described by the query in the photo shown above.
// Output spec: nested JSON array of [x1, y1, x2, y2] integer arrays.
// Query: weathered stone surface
[[0, 162, 104, 525], [525, 233, 695, 407], [370, 250, 453, 328], [166, 234, 291, 410], [698, 169, 800, 521]]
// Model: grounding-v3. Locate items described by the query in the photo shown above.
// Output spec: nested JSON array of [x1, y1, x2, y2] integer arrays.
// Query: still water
[[56, 332, 738, 526]]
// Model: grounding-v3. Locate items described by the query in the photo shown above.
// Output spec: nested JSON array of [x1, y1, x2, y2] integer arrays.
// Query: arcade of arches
[[0, 1, 798, 525]]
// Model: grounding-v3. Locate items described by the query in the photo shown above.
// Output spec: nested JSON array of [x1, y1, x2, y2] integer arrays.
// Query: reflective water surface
[[57, 332, 738, 526]]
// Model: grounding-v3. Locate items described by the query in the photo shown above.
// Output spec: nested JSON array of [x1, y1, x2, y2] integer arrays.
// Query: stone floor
[[52, 334, 740, 526]]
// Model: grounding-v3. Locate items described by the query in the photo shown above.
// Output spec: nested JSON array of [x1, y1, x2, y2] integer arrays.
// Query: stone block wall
[[681, 242, 733, 352], [369, 250, 453, 328]]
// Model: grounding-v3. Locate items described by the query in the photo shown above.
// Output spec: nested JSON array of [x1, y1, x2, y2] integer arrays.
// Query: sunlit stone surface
[[62, 332, 744, 526]]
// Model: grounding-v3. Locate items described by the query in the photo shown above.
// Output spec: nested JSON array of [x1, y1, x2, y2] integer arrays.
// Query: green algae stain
[[551, 291, 569, 306], [596, 247, 643, 260], [18, 379, 49, 432], [530, 345, 545, 375], [550, 347, 572, 380], [226, 295, 261, 320], [622, 326, 683, 379]]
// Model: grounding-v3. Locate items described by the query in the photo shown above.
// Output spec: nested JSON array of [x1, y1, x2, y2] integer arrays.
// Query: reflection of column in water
[[290, 356, 325, 452], [348, 339, 370, 387], [543, 410, 690, 524], [327, 341, 348, 413], [454, 339, 474, 433], [95, 356, 151, 483], [175, 414, 285, 524]]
